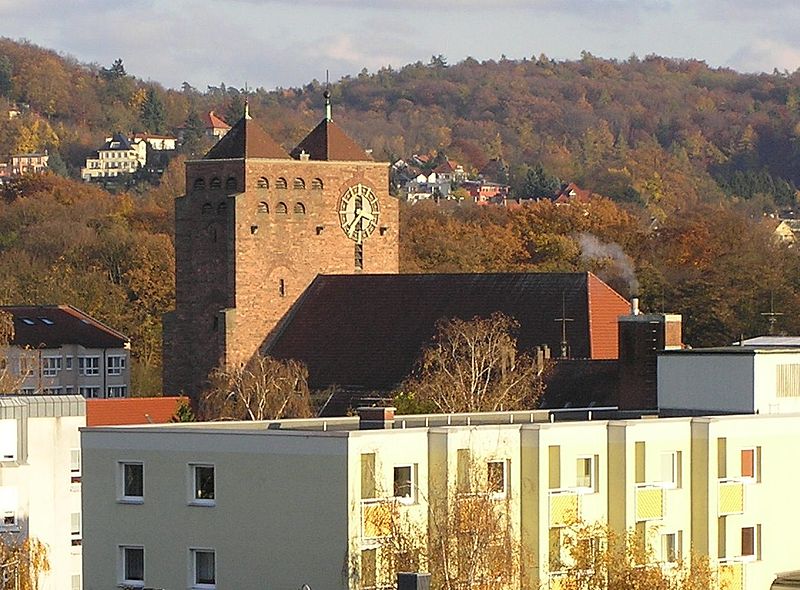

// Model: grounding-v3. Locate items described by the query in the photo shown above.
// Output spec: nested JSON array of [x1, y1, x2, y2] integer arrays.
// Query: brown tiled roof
[[203, 110, 230, 130], [1, 305, 129, 349], [86, 397, 184, 426], [554, 182, 596, 204], [267, 272, 628, 392], [204, 115, 289, 160], [290, 119, 372, 161], [433, 160, 457, 174]]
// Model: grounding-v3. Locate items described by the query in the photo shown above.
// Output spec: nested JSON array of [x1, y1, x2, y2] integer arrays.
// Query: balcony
[[549, 491, 579, 527], [361, 499, 396, 540], [718, 480, 744, 515], [635, 485, 664, 521], [718, 560, 744, 590]]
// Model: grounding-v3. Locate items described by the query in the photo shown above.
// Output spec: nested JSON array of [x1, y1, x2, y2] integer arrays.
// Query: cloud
[[728, 39, 800, 73]]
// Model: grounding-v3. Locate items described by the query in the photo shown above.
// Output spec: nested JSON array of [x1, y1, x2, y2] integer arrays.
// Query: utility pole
[[554, 292, 574, 359], [760, 292, 783, 336]]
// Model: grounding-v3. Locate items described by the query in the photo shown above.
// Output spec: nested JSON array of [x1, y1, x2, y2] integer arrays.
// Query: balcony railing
[[718, 480, 745, 515], [361, 499, 396, 540], [718, 560, 744, 590], [549, 490, 579, 527], [635, 485, 664, 521]]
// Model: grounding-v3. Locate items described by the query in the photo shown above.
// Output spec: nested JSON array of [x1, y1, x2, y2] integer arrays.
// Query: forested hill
[[1, 38, 800, 217]]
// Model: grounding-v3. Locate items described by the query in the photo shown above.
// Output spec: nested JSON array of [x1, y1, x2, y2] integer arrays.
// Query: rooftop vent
[[357, 407, 396, 430]]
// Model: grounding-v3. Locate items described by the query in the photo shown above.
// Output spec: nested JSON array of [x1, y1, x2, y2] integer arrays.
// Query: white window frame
[[190, 548, 216, 589], [70, 449, 81, 477], [78, 356, 100, 376], [189, 464, 215, 506], [107, 385, 127, 398], [392, 464, 416, 505], [661, 531, 681, 564], [42, 356, 62, 377], [740, 524, 761, 561], [575, 455, 596, 493], [64, 356, 73, 371], [658, 451, 681, 489], [487, 459, 508, 499], [79, 386, 101, 399], [70, 512, 81, 544], [107, 355, 126, 376], [119, 545, 145, 588], [118, 461, 144, 504], [740, 448, 758, 482]]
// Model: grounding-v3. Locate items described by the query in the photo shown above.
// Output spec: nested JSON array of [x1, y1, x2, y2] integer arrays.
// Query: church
[[163, 95, 632, 408]]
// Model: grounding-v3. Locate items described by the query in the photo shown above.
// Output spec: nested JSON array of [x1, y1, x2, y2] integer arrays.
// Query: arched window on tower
[[226, 176, 237, 191], [311, 178, 323, 190], [194, 178, 206, 191], [276, 202, 288, 215], [257, 177, 269, 189], [276, 177, 288, 190], [202, 203, 213, 215], [294, 202, 306, 215], [210, 177, 222, 190], [258, 202, 269, 214], [217, 202, 227, 214], [293, 177, 305, 190]]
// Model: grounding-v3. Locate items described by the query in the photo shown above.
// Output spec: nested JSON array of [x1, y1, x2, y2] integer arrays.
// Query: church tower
[[163, 97, 399, 398]]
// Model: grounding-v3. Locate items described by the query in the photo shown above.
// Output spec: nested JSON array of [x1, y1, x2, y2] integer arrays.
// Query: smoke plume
[[577, 233, 639, 295]]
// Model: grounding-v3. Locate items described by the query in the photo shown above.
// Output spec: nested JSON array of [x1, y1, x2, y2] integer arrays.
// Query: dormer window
[[311, 178, 323, 190], [210, 177, 222, 190], [276, 177, 287, 190], [293, 178, 305, 190], [194, 178, 206, 191], [257, 177, 269, 189], [225, 177, 237, 191]]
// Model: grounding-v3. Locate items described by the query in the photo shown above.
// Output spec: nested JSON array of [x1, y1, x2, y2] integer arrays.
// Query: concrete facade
[[82, 409, 800, 590]]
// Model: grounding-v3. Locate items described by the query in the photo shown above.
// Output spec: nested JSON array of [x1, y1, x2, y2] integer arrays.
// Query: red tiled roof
[[1, 305, 129, 349], [433, 160, 457, 174], [554, 182, 595, 204], [267, 272, 628, 393], [86, 397, 185, 426], [203, 111, 230, 130], [204, 115, 289, 160], [290, 119, 372, 161]]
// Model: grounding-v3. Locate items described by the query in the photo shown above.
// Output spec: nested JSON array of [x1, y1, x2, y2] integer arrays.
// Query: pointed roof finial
[[244, 97, 251, 120], [324, 69, 332, 122]]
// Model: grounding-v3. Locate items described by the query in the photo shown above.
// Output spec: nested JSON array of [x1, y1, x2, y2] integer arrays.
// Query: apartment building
[[1, 305, 131, 398], [0, 395, 85, 590], [81, 404, 800, 590], [80, 133, 146, 181]]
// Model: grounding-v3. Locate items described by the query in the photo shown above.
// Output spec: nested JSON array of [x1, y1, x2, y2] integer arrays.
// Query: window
[[107, 355, 126, 375], [576, 456, 595, 491], [487, 460, 507, 498], [279, 279, 286, 297], [293, 202, 306, 214], [191, 549, 216, 588], [64, 356, 73, 370], [393, 465, 415, 503], [741, 526, 755, 558], [108, 386, 127, 398], [293, 177, 305, 190], [71, 449, 81, 481], [662, 532, 681, 563], [71, 575, 81, 590], [65, 386, 74, 394], [741, 448, 760, 480], [257, 177, 269, 189], [79, 386, 101, 399], [276, 201, 288, 214], [120, 546, 144, 587], [225, 176, 237, 191], [202, 202, 213, 215], [276, 177, 287, 189], [43, 386, 62, 394], [78, 356, 99, 376], [659, 451, 681, 487], [209, 177, 221, 190], [120, 462, 144, 502], [361, 548, 376, 589], [311, 177, 323, 190], [191, 464, 215, 505], [71, 512, 81, 545], [19, 388, 35, 395], [18, 357, 34, 376], [193, 178, 206, 191], [258, 201, 269, 214], [216, 202, 226, 214], [42, 356, 62, 377], [0, 487, 17, 530]]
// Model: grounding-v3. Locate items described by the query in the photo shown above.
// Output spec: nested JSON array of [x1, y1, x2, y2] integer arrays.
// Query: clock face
[[339, 183, 380, 244]]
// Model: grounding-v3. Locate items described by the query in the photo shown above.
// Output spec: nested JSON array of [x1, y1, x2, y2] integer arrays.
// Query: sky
[[1, 0, 799, 91]]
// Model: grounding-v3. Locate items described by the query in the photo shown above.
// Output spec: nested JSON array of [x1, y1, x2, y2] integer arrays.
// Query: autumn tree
[[0, 310, 19, 394], [397, 312, 546, 414], [200, 355, 314, 421], [0, 536, 50, 590]]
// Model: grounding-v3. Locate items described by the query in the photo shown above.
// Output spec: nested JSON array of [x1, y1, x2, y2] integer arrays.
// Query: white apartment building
[[1, 305, 130, 399], [0, 395, 84, 590], [80, 133, 146, 181], [81, 405, 800, 590]]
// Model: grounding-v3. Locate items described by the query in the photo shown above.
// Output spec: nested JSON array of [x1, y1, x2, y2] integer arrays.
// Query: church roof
[[204, 114, 289, 160], [290, 118, 372, 161], [266, 272, 628, 392]]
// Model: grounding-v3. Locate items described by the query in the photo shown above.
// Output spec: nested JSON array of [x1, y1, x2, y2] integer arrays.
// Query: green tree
[[0, 55, 12, 98], [520, 163, 561, 199], [140, 88, 166, 133]]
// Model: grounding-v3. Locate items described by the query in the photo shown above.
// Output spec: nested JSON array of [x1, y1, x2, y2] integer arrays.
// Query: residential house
[[82, 398, 800, 590], [80, 133, 146, 182], [462, 179, 509, 203], [10, 152, 49, 175], [203, 111, 230, 139], [131, 132, 177, 152], [1, 305, 131, 398], [553, 182, 597, 204]]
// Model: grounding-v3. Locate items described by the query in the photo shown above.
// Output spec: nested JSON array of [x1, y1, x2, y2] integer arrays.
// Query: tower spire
[[244, 97, 251, 120], [324, 70, 332, 122]]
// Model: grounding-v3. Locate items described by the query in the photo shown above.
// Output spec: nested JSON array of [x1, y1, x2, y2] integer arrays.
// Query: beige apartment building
[[1, 305, 130, 398], [81, 406, 800, 590]]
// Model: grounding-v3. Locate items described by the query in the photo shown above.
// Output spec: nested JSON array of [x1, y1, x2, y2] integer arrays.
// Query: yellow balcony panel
[[719, 481, 744, 515], [549, 574, 566, 590], [719, 562, 743, 590], [550, 492, 579, 527], [362, 500, 396, 539], [635, 487, 664, 521]]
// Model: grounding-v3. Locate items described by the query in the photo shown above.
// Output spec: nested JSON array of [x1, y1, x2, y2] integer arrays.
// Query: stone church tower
[[163, 98, 399, 398]]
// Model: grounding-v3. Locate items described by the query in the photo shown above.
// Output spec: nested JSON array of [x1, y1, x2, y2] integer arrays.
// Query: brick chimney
[[616, 299, 682, 410], [398, 572, 431, 590], [357, 407, 396, 430]]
